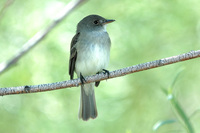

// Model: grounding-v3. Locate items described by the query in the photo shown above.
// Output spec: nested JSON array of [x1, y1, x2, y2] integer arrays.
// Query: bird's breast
[[75, 32, 111, 77]]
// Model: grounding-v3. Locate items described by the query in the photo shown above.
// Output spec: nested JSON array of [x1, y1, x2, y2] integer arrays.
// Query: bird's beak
[[103, 19, 115, 25]]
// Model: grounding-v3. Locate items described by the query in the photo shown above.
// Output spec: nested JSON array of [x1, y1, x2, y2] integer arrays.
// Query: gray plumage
[[69, 15, 114, 121]]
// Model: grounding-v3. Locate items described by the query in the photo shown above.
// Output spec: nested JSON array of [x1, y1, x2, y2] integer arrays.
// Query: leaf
[[153, 119, 177, 131]]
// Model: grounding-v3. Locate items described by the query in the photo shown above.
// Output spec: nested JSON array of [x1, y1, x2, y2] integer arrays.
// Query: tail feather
[[79, 83, 97, 121]]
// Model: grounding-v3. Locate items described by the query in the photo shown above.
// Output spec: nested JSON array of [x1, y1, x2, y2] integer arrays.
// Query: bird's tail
[[79, 83, 98, 121]]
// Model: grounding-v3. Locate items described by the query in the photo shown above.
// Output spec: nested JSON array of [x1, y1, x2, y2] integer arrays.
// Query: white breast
[[75, 31, 111, 77]]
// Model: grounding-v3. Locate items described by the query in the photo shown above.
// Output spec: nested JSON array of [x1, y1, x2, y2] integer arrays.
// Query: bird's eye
[[93, 20, 99, 25]]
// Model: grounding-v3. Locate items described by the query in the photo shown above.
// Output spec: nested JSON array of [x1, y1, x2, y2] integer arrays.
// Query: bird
[[69, 14, 115, 121]]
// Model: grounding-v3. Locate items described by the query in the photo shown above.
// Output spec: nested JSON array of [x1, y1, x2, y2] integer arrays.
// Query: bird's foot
[[102, 69, 110, 78], [95, 69, 110, 87], [80, 73, 86, 85]]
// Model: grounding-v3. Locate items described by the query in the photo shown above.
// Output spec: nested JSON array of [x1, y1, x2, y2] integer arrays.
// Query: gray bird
[[69, 15, 115, 121]]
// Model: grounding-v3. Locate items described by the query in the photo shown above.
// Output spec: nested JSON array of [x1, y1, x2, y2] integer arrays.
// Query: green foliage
[[0, 0, 200, 133], [155, 70, 195, 133]]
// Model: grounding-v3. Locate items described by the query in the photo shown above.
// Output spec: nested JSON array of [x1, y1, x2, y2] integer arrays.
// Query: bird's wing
[[69, 32, 80, 79]]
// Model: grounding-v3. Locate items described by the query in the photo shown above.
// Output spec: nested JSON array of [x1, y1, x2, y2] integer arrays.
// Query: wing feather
[[69, 32, 80, 79]]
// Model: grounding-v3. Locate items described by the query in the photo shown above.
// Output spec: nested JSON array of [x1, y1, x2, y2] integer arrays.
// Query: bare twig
[[0, 50, 199, 96], [0, 0, 15, 20], [0, 0, 86, 75]]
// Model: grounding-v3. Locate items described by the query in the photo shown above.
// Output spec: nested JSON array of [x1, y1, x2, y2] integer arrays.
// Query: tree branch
[[0, 50, 199, 96], [0, 0, 15, 20], [0, 0, 86, 75]]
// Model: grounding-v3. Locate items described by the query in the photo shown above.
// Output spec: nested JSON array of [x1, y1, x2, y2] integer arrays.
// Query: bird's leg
[[102, 69, 110, 78], [80, 73, 86, 85], [95, 69, 110, 87], [95, 72, 100, 87]]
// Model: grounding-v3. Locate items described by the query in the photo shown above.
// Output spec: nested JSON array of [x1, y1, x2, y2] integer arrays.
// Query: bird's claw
[[80, 73, 86, 85], [102, 69, 110, 78]]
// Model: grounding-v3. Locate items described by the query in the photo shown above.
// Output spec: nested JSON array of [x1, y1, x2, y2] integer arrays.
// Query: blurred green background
[[0, 0, 200, 132]]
